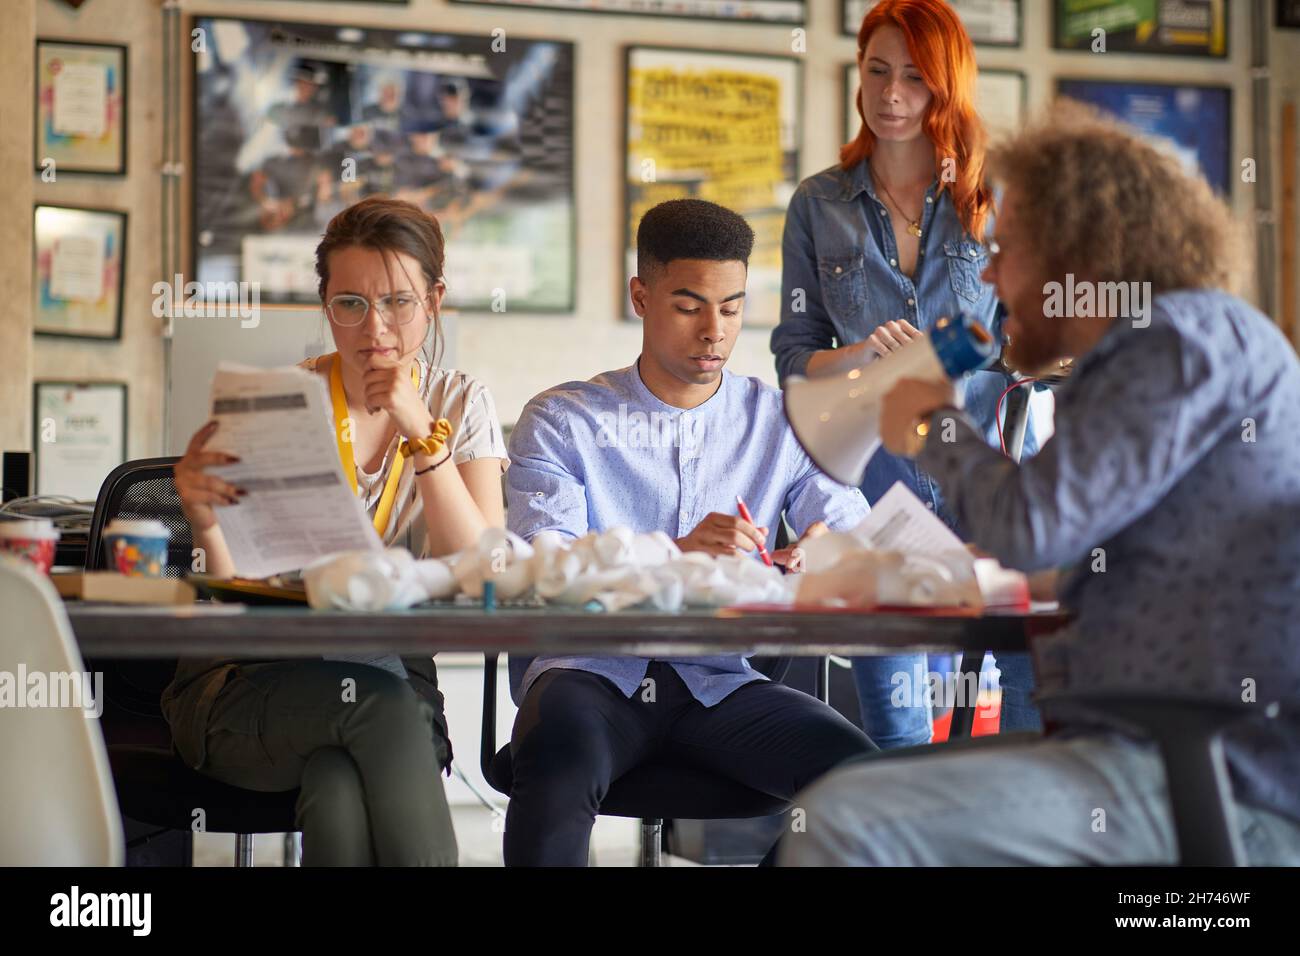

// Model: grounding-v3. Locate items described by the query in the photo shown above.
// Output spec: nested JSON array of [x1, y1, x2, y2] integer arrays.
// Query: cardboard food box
[[52, 572, 196, 605]]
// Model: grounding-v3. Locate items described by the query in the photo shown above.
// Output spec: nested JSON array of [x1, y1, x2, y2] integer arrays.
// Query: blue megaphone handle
[[930, 312, 998, 380]]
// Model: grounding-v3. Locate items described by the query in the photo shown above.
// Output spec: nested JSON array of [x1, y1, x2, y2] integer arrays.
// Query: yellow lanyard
[[328, 353, 419, 540]]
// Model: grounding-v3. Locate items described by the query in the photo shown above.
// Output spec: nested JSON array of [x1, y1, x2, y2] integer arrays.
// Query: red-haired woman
[[771, 0, 1039, 748]]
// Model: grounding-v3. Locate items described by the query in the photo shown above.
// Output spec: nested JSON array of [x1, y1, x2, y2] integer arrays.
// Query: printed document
[[207, 362, 381, 578]]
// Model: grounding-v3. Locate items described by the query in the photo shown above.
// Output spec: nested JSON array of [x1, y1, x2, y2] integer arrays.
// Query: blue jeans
[[853, 652, 1042, 748], [993, 652, 1042, 733], [851, 655, 933, 750]]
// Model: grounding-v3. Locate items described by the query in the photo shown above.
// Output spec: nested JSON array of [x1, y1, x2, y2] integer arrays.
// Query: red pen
[[735, 496, 774, 567]]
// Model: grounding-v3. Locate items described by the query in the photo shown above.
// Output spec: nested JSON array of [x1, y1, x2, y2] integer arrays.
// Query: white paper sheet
[[850, 480, 969, 556], [798, 483, 1002, 608], [206, 362, 382, 578]]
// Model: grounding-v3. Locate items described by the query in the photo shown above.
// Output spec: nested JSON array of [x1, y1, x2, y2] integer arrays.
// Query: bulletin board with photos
[[624, 46, 802, 329], [190, 16, 576, 312]]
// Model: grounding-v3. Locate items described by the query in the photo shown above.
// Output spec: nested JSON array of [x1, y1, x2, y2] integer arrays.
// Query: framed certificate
[[35, 39, 128, 176], [842, 0, 1022, 46], [33, 381, 128, 502], [33, 204, 127, 340]]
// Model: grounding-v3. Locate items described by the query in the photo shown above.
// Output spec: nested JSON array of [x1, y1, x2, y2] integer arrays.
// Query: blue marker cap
[[482, 580, 497, 612], [929, 312, 997, 380]]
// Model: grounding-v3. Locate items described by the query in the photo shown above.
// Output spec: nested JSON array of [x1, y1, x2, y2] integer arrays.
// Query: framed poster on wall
[[1056, 79, 1232, 195], [33, 381, 128, 501], [976, 68, 1028, 138], [841, 0, 1021, 46], [33, 203, 127, 341], [1054, 1, 1229, 57], [625, 46, 802, 329], [191, 17, 575, 312], [450, 0, 805, 22], [844, 64, 1026, 143], [34, 39, 128, 176]]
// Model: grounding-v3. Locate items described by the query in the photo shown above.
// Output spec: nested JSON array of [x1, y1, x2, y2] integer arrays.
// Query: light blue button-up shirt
[[506, 362, 871, 706], [918, 290, 1300, 824], [772, 160, 1039, 532]]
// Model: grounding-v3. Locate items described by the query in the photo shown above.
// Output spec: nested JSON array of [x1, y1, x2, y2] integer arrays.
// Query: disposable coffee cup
[[104, 518, 170, 578], [0, 518, 61, 576]]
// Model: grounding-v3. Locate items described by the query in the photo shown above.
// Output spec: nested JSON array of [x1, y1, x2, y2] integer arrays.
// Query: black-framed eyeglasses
[[325, 292, 429, 327]]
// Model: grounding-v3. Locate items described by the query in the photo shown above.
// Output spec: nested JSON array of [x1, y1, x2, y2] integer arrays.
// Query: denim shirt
[[771, 159, 1037, 534]]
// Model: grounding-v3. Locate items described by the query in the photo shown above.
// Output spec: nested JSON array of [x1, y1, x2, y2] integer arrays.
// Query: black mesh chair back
[[84, 457, 190, 743], [82, 457, 299, 860], [86, 457, 192, 578], [83, 458, 188, 741]]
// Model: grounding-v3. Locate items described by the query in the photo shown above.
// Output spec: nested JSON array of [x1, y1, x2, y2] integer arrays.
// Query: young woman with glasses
[[163, 196, 508, 865]]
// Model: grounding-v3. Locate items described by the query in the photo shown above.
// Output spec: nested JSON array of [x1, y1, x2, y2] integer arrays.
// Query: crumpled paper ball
[[796, 548, 983, 608], [523, 527, 793, 611], [533, 528, 685, 608], [303, 548, 455, 611], [301, 524, 1007, 614], [453, 528, 536, 600]]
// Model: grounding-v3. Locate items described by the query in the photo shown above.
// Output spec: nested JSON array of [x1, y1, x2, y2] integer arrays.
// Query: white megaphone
[[783, 313, 998, 486]]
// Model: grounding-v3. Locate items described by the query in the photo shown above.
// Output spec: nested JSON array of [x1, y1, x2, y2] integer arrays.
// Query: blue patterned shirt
[[918, 290, 1300, 823], [506, 362, 871, 706]]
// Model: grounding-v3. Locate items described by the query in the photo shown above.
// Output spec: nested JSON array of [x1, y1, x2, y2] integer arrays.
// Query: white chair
[[0, 555, 124, 865]]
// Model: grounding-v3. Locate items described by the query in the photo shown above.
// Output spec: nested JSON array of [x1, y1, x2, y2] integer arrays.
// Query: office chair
[[1046, 691, 1280, 866], [0, 556, 124, 865], [479, 653, 798, 866], [84, 457, 299, 866]]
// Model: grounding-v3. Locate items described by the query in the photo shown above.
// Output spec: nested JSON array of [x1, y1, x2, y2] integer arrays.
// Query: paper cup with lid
[[0, 518, 61, 575], [104, 518, 170, 577]]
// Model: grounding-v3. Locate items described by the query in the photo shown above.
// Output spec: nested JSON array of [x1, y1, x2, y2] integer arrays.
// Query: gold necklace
[[873, 173, 924, 239]]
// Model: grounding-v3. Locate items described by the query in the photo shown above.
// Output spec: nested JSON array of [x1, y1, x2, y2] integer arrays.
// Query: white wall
[[6, 0, 1298, 456]]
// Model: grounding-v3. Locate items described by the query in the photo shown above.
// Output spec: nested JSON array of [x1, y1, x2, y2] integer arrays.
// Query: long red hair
[[841, 0, 992, 242]]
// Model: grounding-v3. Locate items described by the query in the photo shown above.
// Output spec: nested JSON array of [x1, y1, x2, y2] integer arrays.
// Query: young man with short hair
[[504, 199, 876, 866]]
